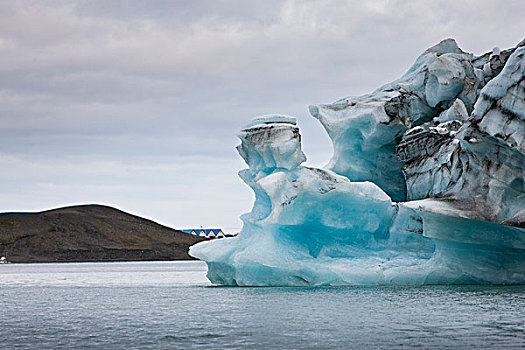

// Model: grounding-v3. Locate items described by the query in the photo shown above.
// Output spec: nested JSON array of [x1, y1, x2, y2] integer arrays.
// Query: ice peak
[[423, 38, 464, 56], [236, 115, 306, 172], [241, 114, 297, 130]]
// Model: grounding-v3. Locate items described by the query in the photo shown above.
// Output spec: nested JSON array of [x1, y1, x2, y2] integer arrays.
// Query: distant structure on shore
[[181, 229, 235, 239]]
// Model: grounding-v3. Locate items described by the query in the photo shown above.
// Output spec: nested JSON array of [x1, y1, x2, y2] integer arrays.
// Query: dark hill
[[0, 204, 207, 263]]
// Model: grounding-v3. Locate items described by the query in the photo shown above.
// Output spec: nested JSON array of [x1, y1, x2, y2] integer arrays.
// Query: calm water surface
[[1, 261, 524, 349]]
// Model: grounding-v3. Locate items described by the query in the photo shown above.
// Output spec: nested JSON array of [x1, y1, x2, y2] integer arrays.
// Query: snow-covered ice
[[190, 39, 525, 286]]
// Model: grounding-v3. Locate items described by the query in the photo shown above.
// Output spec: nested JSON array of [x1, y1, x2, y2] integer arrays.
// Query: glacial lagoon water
[[1, 261, 524, 349]]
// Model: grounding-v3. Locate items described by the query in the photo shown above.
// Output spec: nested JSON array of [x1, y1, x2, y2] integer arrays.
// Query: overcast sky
[[1, 0, 524, 232]]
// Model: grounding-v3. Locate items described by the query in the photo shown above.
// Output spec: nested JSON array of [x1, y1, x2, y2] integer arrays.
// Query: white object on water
[[190, 39, 525, 286]]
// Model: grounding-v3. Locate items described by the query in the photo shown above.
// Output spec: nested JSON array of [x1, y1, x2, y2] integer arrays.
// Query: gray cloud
[[1, 0, 524, 229]]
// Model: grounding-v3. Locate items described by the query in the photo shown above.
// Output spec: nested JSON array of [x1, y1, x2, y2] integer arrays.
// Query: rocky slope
[[0, 205, 206, 263]]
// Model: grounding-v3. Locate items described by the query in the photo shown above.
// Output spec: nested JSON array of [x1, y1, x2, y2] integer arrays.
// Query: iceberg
[[190, 39, 525, 286]]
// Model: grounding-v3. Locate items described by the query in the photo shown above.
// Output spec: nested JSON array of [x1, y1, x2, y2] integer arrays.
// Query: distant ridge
[[0, 204, 207, 263]]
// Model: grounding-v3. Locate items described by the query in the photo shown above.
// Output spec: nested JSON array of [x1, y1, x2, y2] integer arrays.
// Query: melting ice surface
[[190, 39, 525, 286]]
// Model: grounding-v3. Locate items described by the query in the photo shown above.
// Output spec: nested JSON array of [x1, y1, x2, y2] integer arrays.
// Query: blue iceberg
[[190, 39, 525, 286]]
